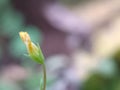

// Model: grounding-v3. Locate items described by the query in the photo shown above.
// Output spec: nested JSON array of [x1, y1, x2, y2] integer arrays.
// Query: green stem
[[42, 63, 47, 90]]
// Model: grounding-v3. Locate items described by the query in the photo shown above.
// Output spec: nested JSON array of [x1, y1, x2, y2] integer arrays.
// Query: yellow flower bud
[[19, 31, 44, 64]]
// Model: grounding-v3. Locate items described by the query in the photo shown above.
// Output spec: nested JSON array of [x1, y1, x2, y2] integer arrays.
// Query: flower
[[19, 31, 44, 64]]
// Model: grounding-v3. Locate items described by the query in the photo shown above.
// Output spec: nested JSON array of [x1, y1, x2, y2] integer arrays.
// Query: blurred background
[[0, 0, 120, 90]]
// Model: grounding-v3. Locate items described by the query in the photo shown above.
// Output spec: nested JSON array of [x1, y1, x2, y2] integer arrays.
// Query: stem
[[42, 63, 47, 90]]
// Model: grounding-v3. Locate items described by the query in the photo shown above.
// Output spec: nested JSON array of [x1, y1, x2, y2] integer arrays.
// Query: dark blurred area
[[0, 0, 120, 90]]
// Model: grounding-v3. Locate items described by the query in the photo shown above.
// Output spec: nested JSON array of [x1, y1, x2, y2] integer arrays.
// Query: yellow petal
[[19, 32, 31, 45]]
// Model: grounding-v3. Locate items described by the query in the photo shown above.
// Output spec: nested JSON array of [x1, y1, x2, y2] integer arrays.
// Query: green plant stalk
[[42, 63, 46, 90], [19, 32, 46, 90]]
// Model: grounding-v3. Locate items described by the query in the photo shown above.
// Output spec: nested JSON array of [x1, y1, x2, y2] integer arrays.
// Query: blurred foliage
[[0, 81, 21, 90], [0, 0, 45, 89], [82, 73, 110, 90], [96, 59, 117, 77], [1, 9, 24, 37], [0, 0, 10, 11], [112, 49, 120, 72], [0, 0, 43, 65], [82, 49, 120, 90], [0, 46, 2, 59], [1, 0, 120, 90], [82, 73, 120, 90], [20, 72, 55, 90], [21, 73, 42, 90]]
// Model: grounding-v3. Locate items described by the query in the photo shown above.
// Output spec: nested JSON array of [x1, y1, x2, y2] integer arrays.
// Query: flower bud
[[19, 32, 44, 64]]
